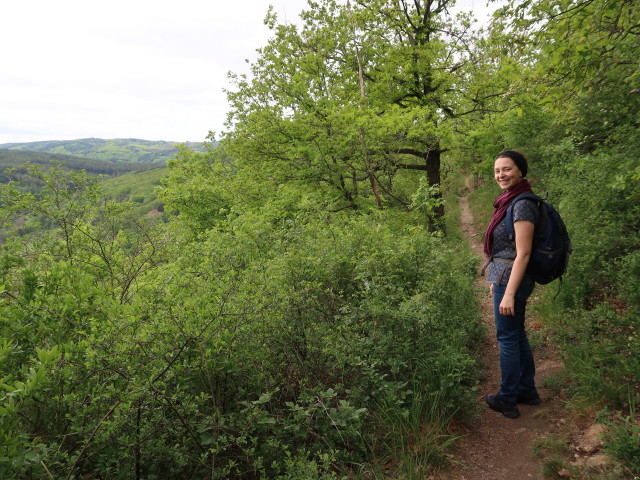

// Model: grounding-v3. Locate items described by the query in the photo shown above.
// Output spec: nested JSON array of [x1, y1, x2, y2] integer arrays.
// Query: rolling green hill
[[2, 148, 167, 212], [0, 148, 164, 199], [99, 167, 168, 217], [0, 149, 156, 177], [0, 138, 205, 164]]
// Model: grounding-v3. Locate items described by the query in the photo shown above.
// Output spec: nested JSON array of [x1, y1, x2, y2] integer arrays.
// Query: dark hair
[[497, 150, 528, 178]]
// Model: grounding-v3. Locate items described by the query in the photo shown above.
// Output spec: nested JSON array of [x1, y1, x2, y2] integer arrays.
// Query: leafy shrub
[[603, 405, 640, 475], [0, 164, 482, 478], [544, 303, 639, 409], [538, 139, 640, 310]]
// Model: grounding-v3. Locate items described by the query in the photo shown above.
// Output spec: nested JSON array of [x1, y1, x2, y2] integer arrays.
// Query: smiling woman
[[483, 150, 541, 419]]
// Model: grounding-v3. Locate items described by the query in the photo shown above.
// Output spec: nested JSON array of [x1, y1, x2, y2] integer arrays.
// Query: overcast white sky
[[0, 0, 497, 144]]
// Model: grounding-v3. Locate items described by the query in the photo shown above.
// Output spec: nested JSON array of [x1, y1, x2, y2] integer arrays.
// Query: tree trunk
[[349, 0, 382, 208], [425, 148, 444, 219]]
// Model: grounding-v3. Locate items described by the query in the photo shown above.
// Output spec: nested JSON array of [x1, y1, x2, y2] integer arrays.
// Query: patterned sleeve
[[513, 198, 539, 224]]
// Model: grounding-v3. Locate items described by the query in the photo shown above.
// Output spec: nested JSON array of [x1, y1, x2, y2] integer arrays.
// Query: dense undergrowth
[[0, 161, 482, 479]]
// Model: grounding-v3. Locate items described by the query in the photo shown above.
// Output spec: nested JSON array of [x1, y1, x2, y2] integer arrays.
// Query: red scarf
[[483, 179, 534, 258]]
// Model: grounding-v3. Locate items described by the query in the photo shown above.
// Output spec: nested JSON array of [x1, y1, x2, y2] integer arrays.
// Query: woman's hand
[[499, 293, 515, 316]]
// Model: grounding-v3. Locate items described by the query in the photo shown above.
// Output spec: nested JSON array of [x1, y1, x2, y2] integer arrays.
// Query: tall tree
[[222, 0, 478, 214]]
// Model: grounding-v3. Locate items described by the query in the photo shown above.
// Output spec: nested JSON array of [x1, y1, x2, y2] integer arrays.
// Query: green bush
[[0, 164, 482, 478], [603, 403, 640, 476], [545, 304, 639, 408]]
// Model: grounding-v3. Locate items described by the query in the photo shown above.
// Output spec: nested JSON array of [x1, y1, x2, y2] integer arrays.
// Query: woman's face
[[494, 156, 522, 191]]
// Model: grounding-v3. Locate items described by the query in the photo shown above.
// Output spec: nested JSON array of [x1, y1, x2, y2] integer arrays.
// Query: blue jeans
[[492, 281, 536, 404]]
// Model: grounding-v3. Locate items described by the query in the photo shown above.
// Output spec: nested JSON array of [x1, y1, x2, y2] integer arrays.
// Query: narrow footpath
[[433, 185, 565, 479]]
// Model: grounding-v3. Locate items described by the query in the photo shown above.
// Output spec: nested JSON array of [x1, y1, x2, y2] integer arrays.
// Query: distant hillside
[[100, 167, 168, 217], [0, 138, 205, 164], [0, 149, 161, 193]]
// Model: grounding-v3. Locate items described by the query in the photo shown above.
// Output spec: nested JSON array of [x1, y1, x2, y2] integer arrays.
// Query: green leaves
[[222, 0, 472, 210]]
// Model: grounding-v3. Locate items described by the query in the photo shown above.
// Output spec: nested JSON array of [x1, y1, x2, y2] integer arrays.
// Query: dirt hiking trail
[[432, 184, 565, 479]]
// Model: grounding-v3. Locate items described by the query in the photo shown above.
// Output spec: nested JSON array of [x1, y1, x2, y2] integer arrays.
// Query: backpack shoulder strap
[[505, 193, 544, 241]]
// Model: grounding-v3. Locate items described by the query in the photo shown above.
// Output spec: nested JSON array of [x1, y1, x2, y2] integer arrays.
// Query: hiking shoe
[[486, 394, 520, 419], [517, 391, 541, 405]]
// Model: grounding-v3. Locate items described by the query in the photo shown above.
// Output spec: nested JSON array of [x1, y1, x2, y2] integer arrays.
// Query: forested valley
[[1, 0, 638, 478], [0, 149, 160, 191]]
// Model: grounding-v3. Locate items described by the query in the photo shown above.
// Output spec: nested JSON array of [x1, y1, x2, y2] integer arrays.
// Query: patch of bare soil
[[145, 208, 163, 218], [432, 185, 566, 480]]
